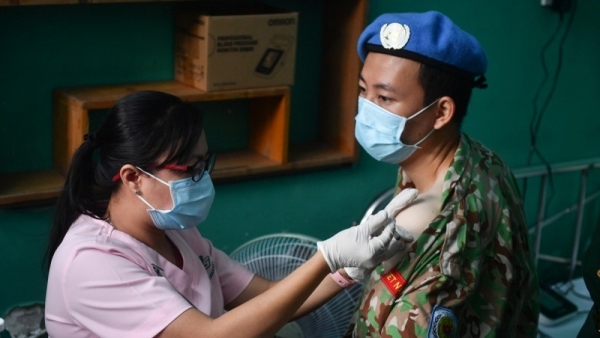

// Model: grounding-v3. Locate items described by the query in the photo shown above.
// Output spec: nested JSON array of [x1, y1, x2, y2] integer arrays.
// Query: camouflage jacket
[[349, 134, 539, 338]]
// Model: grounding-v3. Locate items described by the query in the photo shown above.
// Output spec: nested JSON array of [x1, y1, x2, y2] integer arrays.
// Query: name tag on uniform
[[381, 268, 406, 297]]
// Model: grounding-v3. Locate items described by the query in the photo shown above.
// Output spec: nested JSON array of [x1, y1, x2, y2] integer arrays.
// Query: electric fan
[[230, 233, 364, 338]]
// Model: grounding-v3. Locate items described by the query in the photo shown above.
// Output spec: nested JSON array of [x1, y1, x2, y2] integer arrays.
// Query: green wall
[[1, 0, 599, 328]]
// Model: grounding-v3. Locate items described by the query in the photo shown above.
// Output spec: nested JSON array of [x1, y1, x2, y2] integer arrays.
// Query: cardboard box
[[175, 4, 298, 92]]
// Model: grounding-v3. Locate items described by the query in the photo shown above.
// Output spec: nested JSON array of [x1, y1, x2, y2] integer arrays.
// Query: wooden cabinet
[[53, 82, 292, 180], [0, 0, 367, 207]]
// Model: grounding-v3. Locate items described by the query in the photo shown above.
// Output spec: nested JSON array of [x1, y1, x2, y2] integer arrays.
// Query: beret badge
[[379, 22, 410, 50]]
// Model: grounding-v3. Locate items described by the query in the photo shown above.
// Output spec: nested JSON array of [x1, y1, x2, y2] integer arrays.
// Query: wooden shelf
[[0, 0, 194, 6], [0, 170, 64, 206], [212, 142, 356, 182], [0, 145, 355, 207], [53, 81, 291, 177], [0, 0, 365, 207]]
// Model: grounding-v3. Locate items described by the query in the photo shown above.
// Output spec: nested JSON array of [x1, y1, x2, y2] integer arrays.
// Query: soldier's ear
[[433, 96, 454, 130]]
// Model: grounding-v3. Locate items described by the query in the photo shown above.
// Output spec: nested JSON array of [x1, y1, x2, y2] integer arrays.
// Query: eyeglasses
[[111, 152, 216, 182], [161, 152, 216, 182]]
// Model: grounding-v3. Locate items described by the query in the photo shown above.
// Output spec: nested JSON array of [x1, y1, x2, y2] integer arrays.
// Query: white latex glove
[[317, 189, 418, 273], [344, 188, 418, 283], [344, 266, 373, 284]]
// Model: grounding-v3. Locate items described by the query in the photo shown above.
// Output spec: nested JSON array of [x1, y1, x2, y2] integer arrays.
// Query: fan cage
[[230, 233, 364, 338]]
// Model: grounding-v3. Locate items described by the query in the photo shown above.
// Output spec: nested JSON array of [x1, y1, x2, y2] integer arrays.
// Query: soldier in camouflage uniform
[[345, 11, 539, 337]]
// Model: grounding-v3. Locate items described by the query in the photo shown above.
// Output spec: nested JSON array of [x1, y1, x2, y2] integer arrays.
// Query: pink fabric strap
[[330, 271, 356, 288]]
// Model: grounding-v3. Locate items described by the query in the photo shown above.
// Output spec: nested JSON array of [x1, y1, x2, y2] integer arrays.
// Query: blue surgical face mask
[[135, 167, 215, 230], [354, 97, 438, 164]]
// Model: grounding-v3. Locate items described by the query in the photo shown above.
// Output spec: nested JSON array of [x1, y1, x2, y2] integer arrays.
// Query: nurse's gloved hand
[[384, 188, 420, 229], [342, 189, 418, 282], [316, 189, 418, 273], [385, 189, 417, 246], [344, 266, 373, 284]]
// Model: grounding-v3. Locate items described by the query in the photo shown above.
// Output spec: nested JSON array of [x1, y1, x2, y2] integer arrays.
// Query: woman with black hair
[[44, 90, 417, 337]]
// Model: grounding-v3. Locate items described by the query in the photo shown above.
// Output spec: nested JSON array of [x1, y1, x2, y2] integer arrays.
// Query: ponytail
[[45, 135, 106, 268]]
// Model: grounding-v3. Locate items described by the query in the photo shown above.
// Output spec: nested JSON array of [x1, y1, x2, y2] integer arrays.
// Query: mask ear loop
[[135, 189, 157, 210], [135, 167, 171, 211], [407, 98, 440, 121], [135, 167, 175, 212], [136, 167, 170, 186], [412, 128, 436, 148], [400, 98, 440, 146]]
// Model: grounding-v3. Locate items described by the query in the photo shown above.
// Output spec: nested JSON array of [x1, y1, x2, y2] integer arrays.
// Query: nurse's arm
[[157, 251, 332, 338], [225, 268, 346, 320]]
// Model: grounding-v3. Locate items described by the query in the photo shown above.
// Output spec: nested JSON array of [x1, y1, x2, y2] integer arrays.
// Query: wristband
[[330, 271, 356, 288]]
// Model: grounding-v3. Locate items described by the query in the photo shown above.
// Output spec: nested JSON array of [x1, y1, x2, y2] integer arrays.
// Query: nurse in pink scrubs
[[44, 90, 417, 338]]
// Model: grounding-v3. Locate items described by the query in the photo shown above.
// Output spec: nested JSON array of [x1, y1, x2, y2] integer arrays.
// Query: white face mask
[[354, 97, 438, 163], [136, 167, 215, 230]]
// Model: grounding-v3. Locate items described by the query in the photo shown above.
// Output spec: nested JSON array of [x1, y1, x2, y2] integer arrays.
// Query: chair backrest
[[513, 158, 600, 282]]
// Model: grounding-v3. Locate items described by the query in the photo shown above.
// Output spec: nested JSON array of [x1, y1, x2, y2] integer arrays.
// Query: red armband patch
[[381, 268, 406, 297]]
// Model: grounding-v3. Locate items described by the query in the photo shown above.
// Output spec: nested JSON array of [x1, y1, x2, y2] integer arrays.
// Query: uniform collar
[[396, 133, 472, 209], [439, 133, 473, 208]]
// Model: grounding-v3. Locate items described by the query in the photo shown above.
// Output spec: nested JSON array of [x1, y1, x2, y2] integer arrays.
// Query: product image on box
[[255, 34, 294, 78]]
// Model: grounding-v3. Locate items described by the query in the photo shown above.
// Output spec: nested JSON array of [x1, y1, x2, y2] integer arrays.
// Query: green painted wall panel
[[1, 0, 599, 330]]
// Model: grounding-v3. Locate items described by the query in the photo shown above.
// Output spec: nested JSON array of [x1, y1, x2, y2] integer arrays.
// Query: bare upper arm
[[225, 274, 273, 310], [156, 307, 213, 338], [155, 276, 277, 338], [155, 252, 331, 338]]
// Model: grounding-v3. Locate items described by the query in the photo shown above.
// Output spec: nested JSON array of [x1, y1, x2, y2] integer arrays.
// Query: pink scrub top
[[45, 215, 254, 337]]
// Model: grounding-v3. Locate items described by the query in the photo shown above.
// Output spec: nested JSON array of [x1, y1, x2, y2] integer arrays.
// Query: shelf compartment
[[53, 81, 290, 179]]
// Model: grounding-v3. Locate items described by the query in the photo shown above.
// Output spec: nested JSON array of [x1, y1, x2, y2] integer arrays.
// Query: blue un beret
[[357, 11, 488, 88]]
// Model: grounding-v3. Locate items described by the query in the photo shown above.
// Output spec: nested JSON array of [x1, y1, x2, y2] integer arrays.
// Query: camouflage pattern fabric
[[348, 134, 539, 338]]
